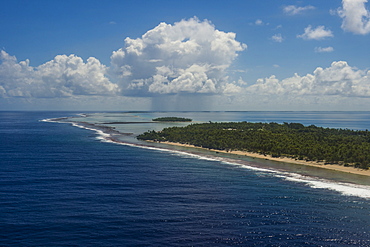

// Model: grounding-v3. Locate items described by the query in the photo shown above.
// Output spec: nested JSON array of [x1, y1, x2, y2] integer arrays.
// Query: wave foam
[[280, 173, 370, 199]]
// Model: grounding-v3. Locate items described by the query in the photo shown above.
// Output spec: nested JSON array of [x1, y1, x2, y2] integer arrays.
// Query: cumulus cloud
[[247, 61, 370, 97], [222, 78, 247, 95], [315, 46, 334, 53], [1, 18, 246, 100], [297, 25, 334, 40], [337, 0, 370, 34], [148, 64, 217, 94], [271, 33, 284, 42], [283, 5, 315, 15], [110, 17, 246, 96], [0, 51, 118, 98]]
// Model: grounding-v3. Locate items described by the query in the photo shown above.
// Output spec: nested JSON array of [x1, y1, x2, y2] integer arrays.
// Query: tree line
[[137, 121, 370, 170], [152, 117, 192, 122]]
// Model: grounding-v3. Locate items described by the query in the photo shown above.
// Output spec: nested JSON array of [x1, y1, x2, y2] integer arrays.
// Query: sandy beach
[[160, 141, 370, 177]]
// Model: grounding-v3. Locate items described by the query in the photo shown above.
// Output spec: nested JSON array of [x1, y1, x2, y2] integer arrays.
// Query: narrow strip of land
[[161, 141, 370, 177], [137, 121, 370, 176]]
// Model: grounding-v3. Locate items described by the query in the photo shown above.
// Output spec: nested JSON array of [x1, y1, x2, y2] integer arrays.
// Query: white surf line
[[276, 173, 370, 199]]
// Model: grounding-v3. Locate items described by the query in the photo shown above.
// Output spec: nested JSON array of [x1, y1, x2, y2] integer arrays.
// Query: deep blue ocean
[[1, 111, 370, 246]]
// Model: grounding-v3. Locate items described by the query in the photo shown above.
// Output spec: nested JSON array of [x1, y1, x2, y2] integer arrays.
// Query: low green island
[[137, 121, 370, 170], [152, 117, 192, 122]]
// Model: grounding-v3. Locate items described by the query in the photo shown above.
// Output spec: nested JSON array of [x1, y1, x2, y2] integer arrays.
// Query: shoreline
[[47, 117, 370, 177], [159, 141, 370, 177]]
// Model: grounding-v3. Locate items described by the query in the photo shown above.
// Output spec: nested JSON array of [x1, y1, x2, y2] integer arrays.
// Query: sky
[[1, 0, 370, 111]]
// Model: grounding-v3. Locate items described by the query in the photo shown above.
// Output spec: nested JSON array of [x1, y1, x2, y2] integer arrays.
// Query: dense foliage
[[152, 117, 192, 122], [137, 122, 370, 169]]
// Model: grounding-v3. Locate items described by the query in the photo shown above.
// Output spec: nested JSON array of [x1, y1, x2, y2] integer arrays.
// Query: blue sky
[[1, 0, 370, 111]]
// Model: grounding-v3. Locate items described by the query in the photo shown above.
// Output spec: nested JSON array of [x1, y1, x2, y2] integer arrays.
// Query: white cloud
[[337, 0, 370, 34], [315, 46, 334, 53], [148, 64, 217, 94], [255, 19, 263, 25], [1, 18, 246, 100], [247, 61, 370, 97], [274, 25, 283, 30], [283, 5, 315, 15], [110, 17, 247, 95], [251, 19, 269, 26], [297, 25, 334, 40], [0, 51, 118, 98], [271, 33, 284, 42], [222, 83, 242, 95], [222, 78, 247, 95]]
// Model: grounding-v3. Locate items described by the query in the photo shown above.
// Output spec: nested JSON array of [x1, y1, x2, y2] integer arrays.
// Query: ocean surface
[[1, 111, 370, 246]]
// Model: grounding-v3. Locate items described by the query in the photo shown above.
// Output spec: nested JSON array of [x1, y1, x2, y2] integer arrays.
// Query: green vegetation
[[152, 117, 192, 122], [137, 122, 370, 169]]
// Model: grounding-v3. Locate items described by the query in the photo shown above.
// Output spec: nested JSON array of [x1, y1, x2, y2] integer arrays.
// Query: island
[[137, 121, 370, 172], [152, 117, 192, 122]]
